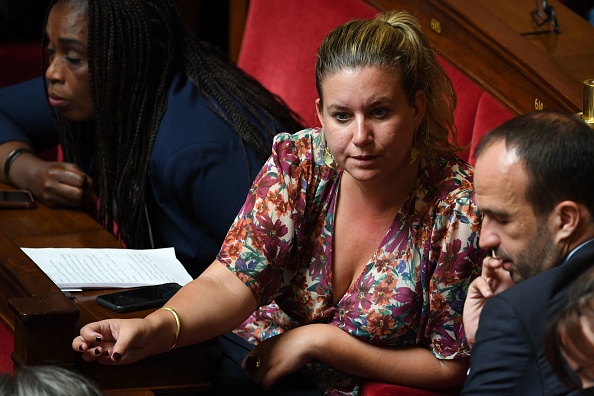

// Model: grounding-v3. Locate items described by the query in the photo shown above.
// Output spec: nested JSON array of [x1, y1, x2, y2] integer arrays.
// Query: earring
[[324, 146, 336, 167], [409, 147, 420, 164], [322, 131, 335, 167]]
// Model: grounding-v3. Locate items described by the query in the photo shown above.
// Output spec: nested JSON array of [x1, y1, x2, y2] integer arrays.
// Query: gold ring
[[245, 354, 261, 375]]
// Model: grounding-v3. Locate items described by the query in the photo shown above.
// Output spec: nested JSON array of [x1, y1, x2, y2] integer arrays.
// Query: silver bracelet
[[4, 148, 34, 180]]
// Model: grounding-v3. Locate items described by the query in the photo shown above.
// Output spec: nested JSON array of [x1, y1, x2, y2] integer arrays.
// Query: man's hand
[[463, 255, 515, 347]]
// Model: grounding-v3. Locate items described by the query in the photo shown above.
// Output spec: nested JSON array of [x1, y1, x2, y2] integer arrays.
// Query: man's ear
[[315, 98, 324, 128], [551, 201, 582, 243]]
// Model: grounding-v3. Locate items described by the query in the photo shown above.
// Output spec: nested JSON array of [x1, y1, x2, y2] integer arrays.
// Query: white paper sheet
[[21, 247, 193, 290]]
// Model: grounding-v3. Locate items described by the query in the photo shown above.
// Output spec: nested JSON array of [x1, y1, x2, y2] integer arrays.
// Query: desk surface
[[0, 185, 211, 394]]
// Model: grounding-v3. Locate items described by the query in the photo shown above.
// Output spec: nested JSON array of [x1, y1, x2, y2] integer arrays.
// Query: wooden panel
[[0, 183, 213, 394], [0, 231, 69, 330], [367, 0, 594, 115], [476, 0, 594, 85], [229, 0, 249, 62]]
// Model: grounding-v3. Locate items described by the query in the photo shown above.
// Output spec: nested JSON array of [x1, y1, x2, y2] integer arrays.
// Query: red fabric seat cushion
[[361, 381, 461, 396], [0, 323, 14, 374], [437, 55, 484, 162], [238, 0, 379, 128], [467, 92, 515, 165], [0, 40, 41, 88]]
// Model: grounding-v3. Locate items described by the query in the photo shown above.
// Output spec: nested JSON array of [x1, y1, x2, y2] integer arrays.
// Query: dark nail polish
[[113, 352, 121, 360], [104, 351, 110, 357], [79, 345, 83, 351], [95, 336, 102, 342], [94, 348, 101, 355]]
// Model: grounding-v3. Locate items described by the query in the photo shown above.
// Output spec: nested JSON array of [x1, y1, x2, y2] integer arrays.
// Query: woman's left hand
[[241, 324, 325, 390]]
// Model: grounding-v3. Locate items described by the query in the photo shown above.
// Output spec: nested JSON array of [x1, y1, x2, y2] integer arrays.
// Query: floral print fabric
[[218, 128, 485, 394]]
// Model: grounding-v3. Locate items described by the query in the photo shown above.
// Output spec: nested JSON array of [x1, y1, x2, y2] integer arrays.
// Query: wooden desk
[[0, 187, 212, 394]]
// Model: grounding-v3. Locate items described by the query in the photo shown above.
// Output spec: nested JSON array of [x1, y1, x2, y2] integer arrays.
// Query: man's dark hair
[[42, 0, 303, 249], [474, 111, 594, 218]]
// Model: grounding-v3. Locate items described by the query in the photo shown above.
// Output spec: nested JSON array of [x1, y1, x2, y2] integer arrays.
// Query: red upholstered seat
[[238, 0, 379, 128], [0, 40, 41, 88], [437, 55, 515, 165], [468, 92, 515, 163], [361, 382, 461, 396], [438, 55, 484, 163], [0, 323, 14, 374]]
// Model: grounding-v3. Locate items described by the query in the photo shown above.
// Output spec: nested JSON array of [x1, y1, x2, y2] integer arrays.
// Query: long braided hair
[[42, 0, 303, 249]]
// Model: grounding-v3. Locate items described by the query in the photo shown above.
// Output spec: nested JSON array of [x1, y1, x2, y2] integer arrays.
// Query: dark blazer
[[462, 239, 594, 395], [0, 77, 273, 278]]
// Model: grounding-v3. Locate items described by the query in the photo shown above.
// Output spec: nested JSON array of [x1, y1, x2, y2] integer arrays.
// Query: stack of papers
[[22, 247, 193, 290]]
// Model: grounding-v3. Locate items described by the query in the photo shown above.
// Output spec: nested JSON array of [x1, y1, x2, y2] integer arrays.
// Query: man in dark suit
[[461, 111, 594, 395]]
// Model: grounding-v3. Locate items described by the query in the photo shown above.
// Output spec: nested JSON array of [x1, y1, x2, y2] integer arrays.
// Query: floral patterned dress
[[217, 128, 485, 395]]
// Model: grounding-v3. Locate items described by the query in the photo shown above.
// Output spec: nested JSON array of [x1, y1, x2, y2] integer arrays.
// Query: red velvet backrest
[[468, 92, 515, 163], [437, 55, 515, 164], [237, 0, 379, 128], [360, 381, 461, 396], [438, 55, 484, 163], [0, 40, 41, 88], [0, 322, 13, 373]]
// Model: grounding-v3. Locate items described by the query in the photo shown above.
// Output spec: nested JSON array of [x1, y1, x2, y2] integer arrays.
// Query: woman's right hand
[[462, 255, 515, 347], [30, 161, 94, 208], [73, 317, 170, 365], [74, 264, 259, 366], [8, 153, 93, 208]]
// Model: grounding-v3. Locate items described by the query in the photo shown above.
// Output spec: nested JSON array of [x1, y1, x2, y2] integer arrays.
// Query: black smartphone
[[0, 189, 35, 209], [95, 283, 182, 313]]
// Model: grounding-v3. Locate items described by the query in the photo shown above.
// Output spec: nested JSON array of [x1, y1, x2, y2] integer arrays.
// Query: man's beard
[[511, 218, 559, 282]]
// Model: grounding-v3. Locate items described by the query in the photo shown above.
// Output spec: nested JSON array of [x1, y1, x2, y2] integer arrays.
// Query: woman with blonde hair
[[72, 10, 484, 395]]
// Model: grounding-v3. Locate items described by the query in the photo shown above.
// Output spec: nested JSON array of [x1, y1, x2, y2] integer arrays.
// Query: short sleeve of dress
[[217, 128, 333, 305], [424, 160, 485, 359]]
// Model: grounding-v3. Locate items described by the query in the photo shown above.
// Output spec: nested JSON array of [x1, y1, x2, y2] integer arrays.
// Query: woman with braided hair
[[0, 0, 302, 277]]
